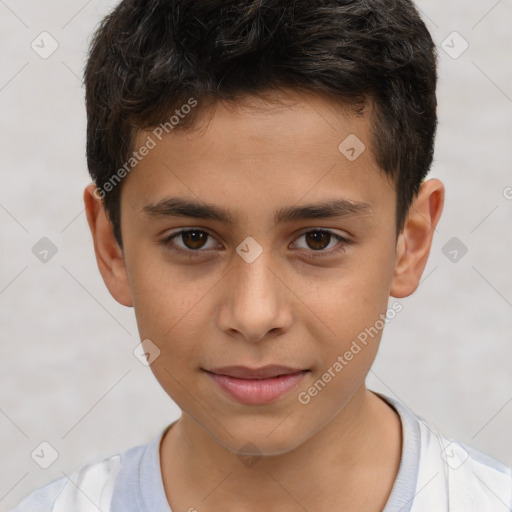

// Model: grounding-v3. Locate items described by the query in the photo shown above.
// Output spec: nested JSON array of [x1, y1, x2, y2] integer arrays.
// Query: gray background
[[0, 1, 511, 509]]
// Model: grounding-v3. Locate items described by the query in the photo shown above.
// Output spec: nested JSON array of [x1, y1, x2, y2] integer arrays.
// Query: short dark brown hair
[[84, 0, 438, 248]]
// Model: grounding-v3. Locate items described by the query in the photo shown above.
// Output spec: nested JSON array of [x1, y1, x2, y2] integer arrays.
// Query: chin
[[208, 418, 309, 458]]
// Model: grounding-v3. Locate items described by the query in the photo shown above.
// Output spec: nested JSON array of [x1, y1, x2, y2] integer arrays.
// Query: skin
[[84, 88, 444, 512]]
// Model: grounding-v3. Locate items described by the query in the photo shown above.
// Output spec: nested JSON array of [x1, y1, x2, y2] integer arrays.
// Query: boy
[[12, 0, 511, 510]]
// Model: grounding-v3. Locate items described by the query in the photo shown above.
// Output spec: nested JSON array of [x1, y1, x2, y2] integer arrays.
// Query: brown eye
[[180, 230, 208, 250], [162, 229, 220, 258], [292, 229, 350, 256], [304, 231, 332, 250]]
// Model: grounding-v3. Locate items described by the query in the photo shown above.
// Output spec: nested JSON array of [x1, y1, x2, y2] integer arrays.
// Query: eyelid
[[294, 226, 351, 241]]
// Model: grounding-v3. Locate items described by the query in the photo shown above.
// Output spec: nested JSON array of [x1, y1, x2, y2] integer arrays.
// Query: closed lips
[[204, 365, 308, 379]]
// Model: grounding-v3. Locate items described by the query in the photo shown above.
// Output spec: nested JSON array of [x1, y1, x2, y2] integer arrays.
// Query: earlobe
[[83, 183, 133, 307], [390, 179, 445, 298]]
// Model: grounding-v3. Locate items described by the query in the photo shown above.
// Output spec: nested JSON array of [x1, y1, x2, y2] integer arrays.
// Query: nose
[[216, 249, 293, 343]]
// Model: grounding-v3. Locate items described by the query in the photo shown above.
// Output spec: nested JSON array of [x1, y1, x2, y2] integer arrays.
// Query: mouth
[[205, 365, 307, 379], [203, 365, 310, 405]]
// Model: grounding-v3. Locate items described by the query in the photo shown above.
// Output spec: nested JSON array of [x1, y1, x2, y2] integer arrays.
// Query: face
[[91, 89, 429, 456]]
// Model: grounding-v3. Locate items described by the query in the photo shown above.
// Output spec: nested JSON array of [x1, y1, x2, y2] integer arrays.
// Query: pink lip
[[204, 366, 308, 405]]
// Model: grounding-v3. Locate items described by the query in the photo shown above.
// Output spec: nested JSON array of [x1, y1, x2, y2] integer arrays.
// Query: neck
[[160, 386, 402, 512]]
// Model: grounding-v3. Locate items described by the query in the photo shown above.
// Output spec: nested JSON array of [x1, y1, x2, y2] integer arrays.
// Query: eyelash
[[161, 228, 350, 259]]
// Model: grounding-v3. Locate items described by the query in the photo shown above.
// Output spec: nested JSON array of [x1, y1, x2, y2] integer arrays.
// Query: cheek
[[126, 251, 221, 378], [126, 245, 204, 336], [294, 242, 396, 383], [300, 254, 395, 341]]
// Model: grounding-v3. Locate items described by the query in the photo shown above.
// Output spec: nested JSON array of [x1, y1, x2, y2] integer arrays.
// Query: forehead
[[122, 89, 395, 225], [167, 89, 374, 160]]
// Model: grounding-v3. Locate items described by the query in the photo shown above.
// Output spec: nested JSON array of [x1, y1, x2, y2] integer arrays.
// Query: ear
[[83, 183, 133, 307], [390, 178, 445, 298]]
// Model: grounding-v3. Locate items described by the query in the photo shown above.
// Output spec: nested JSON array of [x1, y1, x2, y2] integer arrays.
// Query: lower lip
[[206, 370, 308, 405]]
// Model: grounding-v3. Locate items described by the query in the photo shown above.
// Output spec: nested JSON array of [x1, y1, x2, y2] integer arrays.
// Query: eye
[[162, 228, 220, 258], [161, 228, 350, 258], [291, 229, 350, 256]]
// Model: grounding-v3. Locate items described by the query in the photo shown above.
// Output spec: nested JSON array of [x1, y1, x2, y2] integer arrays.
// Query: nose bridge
[[236, 251, 276, 302], [218, 244, 291, 342]]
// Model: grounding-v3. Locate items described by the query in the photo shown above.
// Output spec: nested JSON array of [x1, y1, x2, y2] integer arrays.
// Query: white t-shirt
[[10, 393, 512, 511]]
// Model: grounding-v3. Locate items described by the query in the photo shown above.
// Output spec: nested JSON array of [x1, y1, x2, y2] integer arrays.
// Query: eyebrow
[[142, 196, 373, 225]]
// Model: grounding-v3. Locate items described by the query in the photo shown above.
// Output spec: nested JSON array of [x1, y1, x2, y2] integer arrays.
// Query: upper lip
[[205, 365, 307, 379]]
